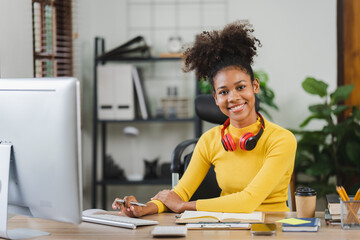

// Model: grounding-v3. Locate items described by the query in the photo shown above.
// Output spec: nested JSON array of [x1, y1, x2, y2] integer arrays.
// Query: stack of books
[[325, 194, 341, 225]]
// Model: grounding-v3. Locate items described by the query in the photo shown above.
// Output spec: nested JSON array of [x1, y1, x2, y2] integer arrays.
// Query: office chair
[[171, 94, 227, 201], [170, 94, 294, 210]]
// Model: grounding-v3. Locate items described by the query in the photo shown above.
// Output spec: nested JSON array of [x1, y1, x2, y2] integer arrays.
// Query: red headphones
[[221, 112, 265, 151]]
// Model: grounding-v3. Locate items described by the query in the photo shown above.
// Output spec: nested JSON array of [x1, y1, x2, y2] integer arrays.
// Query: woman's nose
[[228, 89, 241, 102]]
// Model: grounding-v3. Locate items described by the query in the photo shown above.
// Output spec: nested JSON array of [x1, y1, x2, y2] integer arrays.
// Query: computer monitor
[[0, 77, 83, 239]]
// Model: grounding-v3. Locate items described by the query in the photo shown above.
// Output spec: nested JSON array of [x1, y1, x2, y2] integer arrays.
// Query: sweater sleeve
[[196, 130, 297, 213]]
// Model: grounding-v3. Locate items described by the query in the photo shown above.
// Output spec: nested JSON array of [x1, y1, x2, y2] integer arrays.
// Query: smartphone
[[250, 223, 277, 236]]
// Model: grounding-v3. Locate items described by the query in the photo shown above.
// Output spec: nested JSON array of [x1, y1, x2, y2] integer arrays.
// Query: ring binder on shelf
[[97, 64, 135, 120]]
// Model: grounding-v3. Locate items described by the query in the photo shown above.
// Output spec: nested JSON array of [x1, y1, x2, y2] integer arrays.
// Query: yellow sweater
[[152, 117, 297, 213]]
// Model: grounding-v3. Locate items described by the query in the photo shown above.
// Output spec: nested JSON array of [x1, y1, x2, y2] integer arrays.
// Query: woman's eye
[[219, 90, 228, 95], [237, 85, 245, 90]]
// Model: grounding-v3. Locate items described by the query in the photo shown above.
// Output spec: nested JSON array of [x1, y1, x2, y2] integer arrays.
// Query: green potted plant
[[198, 70, 278, 119], [292, 77, 360, 197]]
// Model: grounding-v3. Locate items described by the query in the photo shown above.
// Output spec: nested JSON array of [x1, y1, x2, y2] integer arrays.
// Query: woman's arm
[[112, 196, 158, 217], [151, 190, 196, 213]]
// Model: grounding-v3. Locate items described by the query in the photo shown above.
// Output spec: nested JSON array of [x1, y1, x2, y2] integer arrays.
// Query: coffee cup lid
[[295, 187, 316, 196]]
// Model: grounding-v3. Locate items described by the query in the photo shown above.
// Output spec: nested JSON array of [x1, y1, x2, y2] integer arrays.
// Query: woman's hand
[[112, 195, 157, 218], [151, 190, 196, 213]]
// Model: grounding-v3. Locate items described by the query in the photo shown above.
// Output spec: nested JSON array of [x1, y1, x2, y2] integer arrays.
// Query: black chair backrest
[[195, 94, 260, 124], [183, 152, 221, 201], [195, 94, 228, 125], [184, 94, 226, 201]]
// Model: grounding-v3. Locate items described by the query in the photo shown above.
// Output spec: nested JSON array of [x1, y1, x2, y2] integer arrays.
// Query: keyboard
[[151, 226, 188, 237], [82, 209, 158, 229]]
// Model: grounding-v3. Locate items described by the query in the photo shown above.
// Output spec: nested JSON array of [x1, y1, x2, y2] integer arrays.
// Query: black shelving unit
[[92, 37, 202, 209]]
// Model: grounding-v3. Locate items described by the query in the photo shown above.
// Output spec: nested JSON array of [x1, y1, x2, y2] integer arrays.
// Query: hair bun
[[183, 20, 261, 82]]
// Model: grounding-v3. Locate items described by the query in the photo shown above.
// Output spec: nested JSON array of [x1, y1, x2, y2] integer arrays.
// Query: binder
[[97, 64, 135, 120], [97, 64, 116, 120], [131, 66, 149, 119]]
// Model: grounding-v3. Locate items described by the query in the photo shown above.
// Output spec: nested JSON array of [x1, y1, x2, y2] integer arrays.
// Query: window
[[32, 0, 73, 77]]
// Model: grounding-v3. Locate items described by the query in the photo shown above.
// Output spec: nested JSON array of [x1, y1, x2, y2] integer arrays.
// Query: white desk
[[4, 212, 358, 239]]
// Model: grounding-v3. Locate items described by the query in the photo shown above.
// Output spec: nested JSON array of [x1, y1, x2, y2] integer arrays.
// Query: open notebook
[[176, 210, 264, 224]]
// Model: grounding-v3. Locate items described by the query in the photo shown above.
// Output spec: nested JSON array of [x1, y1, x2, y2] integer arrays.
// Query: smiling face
[[213, 66, 260, 128]]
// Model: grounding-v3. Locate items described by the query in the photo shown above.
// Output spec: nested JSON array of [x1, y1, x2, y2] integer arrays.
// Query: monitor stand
[[0, 143, 50, 239]]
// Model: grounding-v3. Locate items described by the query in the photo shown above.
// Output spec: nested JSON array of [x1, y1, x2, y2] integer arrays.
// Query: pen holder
[[340, 197, 360, 230]]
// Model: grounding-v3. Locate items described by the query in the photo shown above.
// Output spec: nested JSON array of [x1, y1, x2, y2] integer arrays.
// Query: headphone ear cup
[[239, 132, 255, 150], [244, 136, 258, 151], [222, 133, 236, 151]]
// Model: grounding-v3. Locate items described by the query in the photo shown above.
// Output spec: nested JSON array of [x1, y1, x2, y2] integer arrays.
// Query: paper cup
[[295, 187, 316, 218]]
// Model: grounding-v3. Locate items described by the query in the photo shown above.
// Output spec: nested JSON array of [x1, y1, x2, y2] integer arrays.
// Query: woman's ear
[[253, 78, 260, 94], [212, 91, 219, 106]]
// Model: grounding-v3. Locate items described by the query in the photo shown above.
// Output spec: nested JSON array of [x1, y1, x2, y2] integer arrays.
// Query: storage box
[[160, 97, 189, 119], [340, 197, 360, 230]]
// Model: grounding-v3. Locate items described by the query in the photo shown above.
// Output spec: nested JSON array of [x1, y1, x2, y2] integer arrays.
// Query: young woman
[[113, 21, 297, 217]]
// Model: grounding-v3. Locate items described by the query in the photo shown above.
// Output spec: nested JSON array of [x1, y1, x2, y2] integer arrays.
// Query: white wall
[[228, 0, 337, 130], [78, 0, 337, 209], [0, 0, 33, 78]]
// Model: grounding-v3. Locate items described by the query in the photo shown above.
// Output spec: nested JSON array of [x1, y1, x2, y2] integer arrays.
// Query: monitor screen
[[0, 77, 82, 238]]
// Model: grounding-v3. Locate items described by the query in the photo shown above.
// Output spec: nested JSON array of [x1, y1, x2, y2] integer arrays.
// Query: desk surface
[[5, 212, 358, 240]]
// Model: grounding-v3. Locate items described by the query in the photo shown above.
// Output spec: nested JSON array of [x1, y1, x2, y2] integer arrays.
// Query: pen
[[116, 199, 147, 207]]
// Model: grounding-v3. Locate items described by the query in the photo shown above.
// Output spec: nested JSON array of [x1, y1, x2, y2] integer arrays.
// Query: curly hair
[[182, 20, 261, 88]]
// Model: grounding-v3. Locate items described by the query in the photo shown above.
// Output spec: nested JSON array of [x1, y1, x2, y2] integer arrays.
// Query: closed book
[[175, 210, 264, 224], [325, 209, 341, 221], [282, 218, 321, 232], [326, 194, 340, 215]]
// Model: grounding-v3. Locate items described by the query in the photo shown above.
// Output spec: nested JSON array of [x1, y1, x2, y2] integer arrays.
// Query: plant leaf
[[299, 114, 326, 128], [354, 108, 360, 121], [198, 78, 212, 94], [308, 104, 331, 117], [254, 70, 269, 84], [302, 77, 328, 97], [345, 141, 360, 165], [332, 105, 350, 116], [306, 182, 336, 198], [305, 161, 332, 177], [298, 131, 327, 145], [330, 84, 353, 105]]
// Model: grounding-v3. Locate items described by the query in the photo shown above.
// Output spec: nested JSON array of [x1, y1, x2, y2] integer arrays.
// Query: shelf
[[96, 56, 182, 62], [97, 179, 171, 185], [92, 37, 201, 210], [97, 117, 195, 123]]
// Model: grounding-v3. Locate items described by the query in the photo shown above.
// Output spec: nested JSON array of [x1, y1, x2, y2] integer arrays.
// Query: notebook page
[[221, 212, 263, 221], [180, 211, 223, 220]]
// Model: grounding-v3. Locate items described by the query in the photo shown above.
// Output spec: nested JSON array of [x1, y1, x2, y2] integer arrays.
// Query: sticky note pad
[[276, 218, 311, 225]]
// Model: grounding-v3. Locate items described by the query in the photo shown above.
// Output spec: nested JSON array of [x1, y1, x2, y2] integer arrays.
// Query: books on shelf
[[282, 218, 321, 232], [175, 210, 264, 224]]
